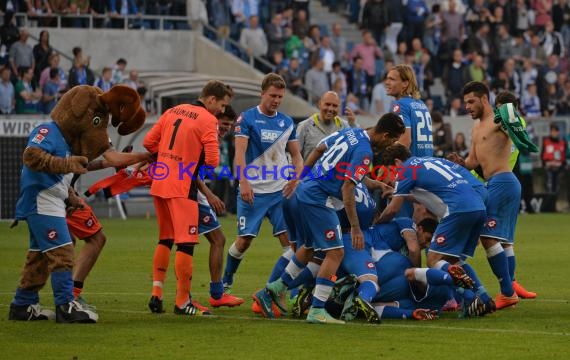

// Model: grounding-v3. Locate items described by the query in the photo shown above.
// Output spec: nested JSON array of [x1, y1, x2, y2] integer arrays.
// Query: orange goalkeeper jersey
[[143, 101, 219, 199]]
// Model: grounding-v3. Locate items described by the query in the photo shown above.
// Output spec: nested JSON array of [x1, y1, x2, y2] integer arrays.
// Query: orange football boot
[[512, 281, 537, 299], [495, 293, 519, 310]]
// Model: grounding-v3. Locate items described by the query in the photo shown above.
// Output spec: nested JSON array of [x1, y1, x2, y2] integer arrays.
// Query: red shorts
[[153, 196, 199, 244], [67, 200, 102, 240]]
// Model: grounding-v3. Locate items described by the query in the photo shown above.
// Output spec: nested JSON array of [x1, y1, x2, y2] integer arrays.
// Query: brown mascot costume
[[9, 85, 145, 323]]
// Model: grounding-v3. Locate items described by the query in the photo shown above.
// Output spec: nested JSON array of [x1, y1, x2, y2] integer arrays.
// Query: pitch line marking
[[0, 303, 567, 337]]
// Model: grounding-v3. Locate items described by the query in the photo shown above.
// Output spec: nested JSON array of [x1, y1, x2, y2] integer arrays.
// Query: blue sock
[[210, 281, 224, 300], [505, 247, 516, 281], [280, 256, 305, 287], [426, 268, 453, 286], [456, 287, 476, 304], [51, 270, 73, 306], [311, 277, 335, 308], [460, 263, 491, 303], [486, 244, 514, 296], [13, 288, 39, 306], [357, 280, 378, 303], [377, 306, 414, 320], [507, 256, 516, 281], [222, 251, 243, 286], [287, 267, 315, 289], [267, 252, 292, 283]]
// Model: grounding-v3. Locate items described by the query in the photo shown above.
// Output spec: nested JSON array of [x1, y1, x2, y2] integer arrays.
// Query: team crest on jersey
[[236, 115, 242, 124], [261, 129, 282, 142], [324, 229, 337, 241], [435, 234, 446, 245], [47, 229, 58, 241], [393, 104, 400, 113], [487, 219, 497, 229], [278, 119, 285, 128], [355, 166, 368, 181], [84, 217, 94, 228], [189, 225, 198, 235], [32, 134, 45, 144]]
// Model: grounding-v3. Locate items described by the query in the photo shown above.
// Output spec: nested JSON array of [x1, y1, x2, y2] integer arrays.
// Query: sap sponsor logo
[[261, 130, 282, 142]]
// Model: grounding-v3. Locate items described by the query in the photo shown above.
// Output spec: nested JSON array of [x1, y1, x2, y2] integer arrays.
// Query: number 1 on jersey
[[168, 118, 182, 150]]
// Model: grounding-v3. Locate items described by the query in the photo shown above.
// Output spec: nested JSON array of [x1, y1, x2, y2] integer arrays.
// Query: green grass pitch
[[1, 214, 569, 359]]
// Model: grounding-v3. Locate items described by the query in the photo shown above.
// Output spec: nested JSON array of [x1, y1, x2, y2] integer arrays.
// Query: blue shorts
[[480, 172, 521, 243], [341, 234, 376, 278], [373, 275, 410, 303], [282, 195, 301, 245], [296, 197, 343, 251], [413, 284, 453, 311], [375, 251, 412, 285], [429, 210, 486, 259], [236, 190, 286, 237], [198, 203, 220, 235], [27, 214, 73, 252]]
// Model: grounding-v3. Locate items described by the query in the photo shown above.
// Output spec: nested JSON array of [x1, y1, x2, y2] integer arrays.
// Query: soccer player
[[222, 73, 304, 292], [384, 64, 433, 218], [254, 113, 405, 324], [450, 82, 522, 309], [375, 144, 491, 312], [492, 91, 536, 299], [296, 91, 358, 159], [67, 147, 152, 305], [144, 80, 233, 316], [385, 64, 433, 157]]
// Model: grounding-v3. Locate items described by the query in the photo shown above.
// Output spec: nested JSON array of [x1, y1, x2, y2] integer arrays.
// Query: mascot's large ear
[[99, 85, 146, 135]]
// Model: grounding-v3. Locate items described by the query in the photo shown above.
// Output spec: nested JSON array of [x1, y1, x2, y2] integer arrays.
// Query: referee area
[[1, 214, 568, 359]]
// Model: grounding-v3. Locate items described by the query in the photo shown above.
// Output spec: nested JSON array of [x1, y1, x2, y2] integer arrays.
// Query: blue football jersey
[[393, 157, 485, 218], [392, 96, 433, 157], [297, 128, 373, 207], [15, 122, 73, 219], [234, 106, 296, 193], [369, 217, 415, 253], [449, 162, 488, 205], [337, 182, 377, 230]]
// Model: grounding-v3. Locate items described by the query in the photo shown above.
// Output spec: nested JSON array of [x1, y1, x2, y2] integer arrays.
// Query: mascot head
[[51, 84, 146, 161]]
